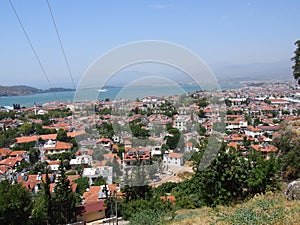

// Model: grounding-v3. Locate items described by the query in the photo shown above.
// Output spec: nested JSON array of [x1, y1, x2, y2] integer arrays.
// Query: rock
[[285, 180, 300, 200]]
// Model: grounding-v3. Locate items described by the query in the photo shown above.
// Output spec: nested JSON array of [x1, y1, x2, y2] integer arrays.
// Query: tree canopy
[[292, 40, 300, 84]]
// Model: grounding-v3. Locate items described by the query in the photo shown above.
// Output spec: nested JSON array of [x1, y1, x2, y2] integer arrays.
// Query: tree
[[56, 128, 69, 142], [273, 123, 300, 180], [51, 161, 76, 224], [292, 40, 300, 84], [28, 147, 40, 165], [178, 143, 281, 207], [165, 128, 180, 150], [31, 171, 52, 225], [73, 177, 89, 196], [0, 180, 32, 225], [18, 122, 34, 136]]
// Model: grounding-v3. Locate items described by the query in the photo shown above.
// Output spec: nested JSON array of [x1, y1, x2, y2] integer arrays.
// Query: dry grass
[[168, 192, 300, 225]]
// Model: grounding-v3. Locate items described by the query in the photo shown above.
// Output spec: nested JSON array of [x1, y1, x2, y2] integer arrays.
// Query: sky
[[1, 0, 300, 88]]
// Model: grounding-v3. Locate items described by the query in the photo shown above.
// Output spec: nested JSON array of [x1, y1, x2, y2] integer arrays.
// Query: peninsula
[[0, 85, 74, 96]]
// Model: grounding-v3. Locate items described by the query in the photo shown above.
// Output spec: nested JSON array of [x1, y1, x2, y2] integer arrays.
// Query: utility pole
[[111, 193, 114, 225], [115, 190, 118, 225]]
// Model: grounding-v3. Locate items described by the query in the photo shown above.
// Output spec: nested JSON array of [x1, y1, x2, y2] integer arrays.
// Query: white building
[[70, 155, 93, 168], [174, 115, 190, 131], [82, 166, 113, 184], [163, 151, 184, 166]]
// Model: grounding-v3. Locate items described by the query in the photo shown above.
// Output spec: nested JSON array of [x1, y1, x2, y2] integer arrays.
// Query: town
[[0, 80, 300, 224]]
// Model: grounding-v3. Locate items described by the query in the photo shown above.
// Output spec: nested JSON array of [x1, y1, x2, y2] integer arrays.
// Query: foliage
[[16, 159, 29, 172], [224, 98, 232, 107], [291, 40, 300, 84], [31, 171, 52, 225], [273, 124, 300, 180], [28, 147, 40, 165], [129, 119, 150, 138], [29, 161, 49, 174], [92, 176, 106, 186], [0, 111, 16, 120], [153, 182, 178, 196], [73, 176, 89, 195], [198, 109, 206, 118], [12, 141, 36, 151], [56, 128, 70, 142], [169, 192, 300, 225], [194, 97, 209, 108], [0, 127, 17, 148], [122, 197, 174, 223], [47, 108, 72, 118], [215, 192, 298, 225], [46, 151, 73, 161], [18, 122, 34, 136], [0, 180, 32, 225], [97, 122, 115, 138], [172, 143, 281, 208], [165, 127, 181, 150], [51, 161, 76, 224]]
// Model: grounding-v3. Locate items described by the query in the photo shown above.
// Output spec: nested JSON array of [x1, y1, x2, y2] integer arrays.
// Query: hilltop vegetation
[[0, 85, 73, 96], [168, 191, 300, 225]]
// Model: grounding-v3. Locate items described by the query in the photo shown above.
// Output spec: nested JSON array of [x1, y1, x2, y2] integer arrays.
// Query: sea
[[0, 83, 242, 108]]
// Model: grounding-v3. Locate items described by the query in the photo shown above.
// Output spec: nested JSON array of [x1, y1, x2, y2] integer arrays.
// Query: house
[[123, 150, 151, 166], [173, 115, 189, 131], [0, 157, 24, 170], [47, 160, 60, 172], [163, 151, 184, 166], [75, 200, 106, 224], [9, 150, 28, 161], [83, 184, 122, 204], [43, 140, 72, 155], [0, 148, 12, 160], [250, 143, 278, 154], [82, 166, 113, 185], [96, 137, 111, 148], [18, 173, 55, 193], [70, 155, 93, 168], [245, 126, 263, 137]]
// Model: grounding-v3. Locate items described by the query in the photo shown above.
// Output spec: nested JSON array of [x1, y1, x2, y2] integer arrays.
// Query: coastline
[[1, 83, 242, 108]]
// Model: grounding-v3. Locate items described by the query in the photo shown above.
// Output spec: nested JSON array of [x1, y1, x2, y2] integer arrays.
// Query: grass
[[168, 192, 300, 225]]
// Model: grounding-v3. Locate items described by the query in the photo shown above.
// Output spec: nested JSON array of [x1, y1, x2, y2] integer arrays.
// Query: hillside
[[168, 191, 300, 225], [0, 85, 74, 96]]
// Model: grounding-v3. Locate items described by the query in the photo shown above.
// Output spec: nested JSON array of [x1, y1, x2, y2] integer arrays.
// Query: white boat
[[98, 88, 108, 93]]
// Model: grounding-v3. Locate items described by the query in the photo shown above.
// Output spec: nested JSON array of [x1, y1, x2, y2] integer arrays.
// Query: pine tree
[[52, 160, 76, 224], [292, 40, 300, 85]]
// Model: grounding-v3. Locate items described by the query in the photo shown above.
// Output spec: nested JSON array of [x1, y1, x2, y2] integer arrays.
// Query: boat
[[98, 88, 108, 93]]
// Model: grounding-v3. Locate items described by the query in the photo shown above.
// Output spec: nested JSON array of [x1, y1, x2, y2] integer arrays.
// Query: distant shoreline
[[0, 85, 75, 97]]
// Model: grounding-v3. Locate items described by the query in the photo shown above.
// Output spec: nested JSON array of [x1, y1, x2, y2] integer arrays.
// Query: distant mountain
[[0, 85, 74, 96], [213, 60, 293, 82]]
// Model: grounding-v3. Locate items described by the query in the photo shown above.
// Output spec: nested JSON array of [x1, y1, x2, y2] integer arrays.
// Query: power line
[[8, 0, 59, 101], [46, 0, 76, 89]]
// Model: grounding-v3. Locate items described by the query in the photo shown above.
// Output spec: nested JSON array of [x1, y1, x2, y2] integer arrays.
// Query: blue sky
[[1, 0, 300, 88]]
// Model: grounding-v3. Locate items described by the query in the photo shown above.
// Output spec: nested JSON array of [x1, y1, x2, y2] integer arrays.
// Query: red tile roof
[[169, 152, 183, 159], [9, 150, 26, 157], [44, 141, 72, 150], [15, 130, 85, 144], [0, 148, 12, 157], [75, 200, 106, 216]]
